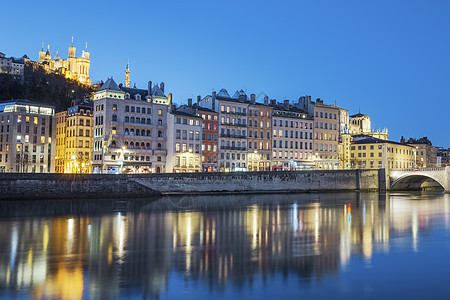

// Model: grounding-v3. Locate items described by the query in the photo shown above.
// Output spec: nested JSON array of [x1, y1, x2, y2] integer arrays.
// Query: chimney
[[264, 95, 269, 105], [188, 98, 192, 107], [148, 81, 152, 95], [212, 91, 216, 111], [168, 93, 172, 104], [160, 82, 164, 93], [251, 94, 256, 104], [284, 99, 289, 108], [197, 95, 201, 106]]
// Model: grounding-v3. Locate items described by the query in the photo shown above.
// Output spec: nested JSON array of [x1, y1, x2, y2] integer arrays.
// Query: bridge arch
[[390, 174, 444, 191]]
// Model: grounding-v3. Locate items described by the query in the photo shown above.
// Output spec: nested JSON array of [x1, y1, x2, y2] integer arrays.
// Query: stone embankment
[[0, 169, 386, 200]]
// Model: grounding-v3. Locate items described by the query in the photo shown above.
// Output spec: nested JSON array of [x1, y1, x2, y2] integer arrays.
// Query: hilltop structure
[[38, 38, 91, 86]]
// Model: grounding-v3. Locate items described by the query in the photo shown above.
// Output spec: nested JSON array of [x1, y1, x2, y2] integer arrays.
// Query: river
[[0, 192, 449, 299]]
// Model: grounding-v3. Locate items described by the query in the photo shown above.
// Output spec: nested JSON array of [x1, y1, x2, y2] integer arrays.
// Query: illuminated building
[[198, 89, 248, 172], [0, 100, 55, 173], [0, 52, 24, 80], [92, 78, 172, 174], [55, 100, 93, 173], [247, 96, 272, 171], [196, 104, 218, 172], [269, 100, 314, 170], [167, 101, 202, 172], [404, 136, 437, 168], [350, 135, 415, 169], [38, 38, 91, 86], [349, 112, 388, 140], [312, 99, 341, 169]]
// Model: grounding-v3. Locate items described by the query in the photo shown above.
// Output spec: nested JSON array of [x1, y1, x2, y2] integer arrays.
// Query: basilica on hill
[[38, 37, 91, 86]]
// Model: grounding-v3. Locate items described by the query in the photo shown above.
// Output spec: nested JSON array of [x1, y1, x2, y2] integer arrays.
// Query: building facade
[[199, 89, 248, 172], [0, 52, 24, 80], [0, 100, 55, 173], [38, 39, 91, 86], [197, 106, 218, 172], [167, 107, 202, 173], [405, 137, 437, 168], [92, 78, 171, 174], [350, 136, 415, 170], [270, 100, 314, 170], [55, 101, 93, 173], [313, 99, 340, 169], [247, 96, 272, 171]]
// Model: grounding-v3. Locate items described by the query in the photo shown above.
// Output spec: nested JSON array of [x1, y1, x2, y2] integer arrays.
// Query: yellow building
[[38, 38, 91, 86], [350, 136, 415, 170], [55, 102, 93, 173]]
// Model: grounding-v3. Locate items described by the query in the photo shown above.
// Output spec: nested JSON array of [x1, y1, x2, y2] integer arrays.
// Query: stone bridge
[[389, 167, 450, 192]]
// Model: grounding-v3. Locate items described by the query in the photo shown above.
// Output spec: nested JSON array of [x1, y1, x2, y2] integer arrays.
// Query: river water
[[0, 192, 449, 299]]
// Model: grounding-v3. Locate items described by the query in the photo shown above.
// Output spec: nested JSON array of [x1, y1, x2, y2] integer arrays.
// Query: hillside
[[0, 62, 94, 112]]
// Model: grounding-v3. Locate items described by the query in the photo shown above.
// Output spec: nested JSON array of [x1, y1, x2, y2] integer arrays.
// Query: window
[[158, 109, 162, 115]]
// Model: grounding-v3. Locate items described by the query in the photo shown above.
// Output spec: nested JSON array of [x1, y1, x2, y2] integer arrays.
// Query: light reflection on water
[[0, 192, 449, 299]]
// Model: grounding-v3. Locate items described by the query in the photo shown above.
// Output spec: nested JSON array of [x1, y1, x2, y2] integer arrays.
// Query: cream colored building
[[92, 78, 172, 174], [0, 100, 55, 173], [270, 100, 314, 170], [167, 108, 202, 173], [313, 99, 340, 169], [55, 101, 93, 173], [405, 137, 437, 168], [350, 136, 415, 170], [38, 38, 91, 86], [349, 112, 388, 140]]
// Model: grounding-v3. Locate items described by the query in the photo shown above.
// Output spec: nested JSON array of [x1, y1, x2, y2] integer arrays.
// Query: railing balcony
[[220, 133, 247, 139], [220, 146, 247, 151]]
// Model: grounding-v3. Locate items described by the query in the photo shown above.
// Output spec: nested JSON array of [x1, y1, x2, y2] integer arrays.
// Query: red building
[[197, 106, 218, 172]]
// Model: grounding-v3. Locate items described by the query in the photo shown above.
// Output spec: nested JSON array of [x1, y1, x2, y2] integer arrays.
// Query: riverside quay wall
[[0, 169, 387, 200]]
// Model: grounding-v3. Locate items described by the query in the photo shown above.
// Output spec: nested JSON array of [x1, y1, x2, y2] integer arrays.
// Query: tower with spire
[[125, 60, 130, 88], [37, 37, 92, 86]]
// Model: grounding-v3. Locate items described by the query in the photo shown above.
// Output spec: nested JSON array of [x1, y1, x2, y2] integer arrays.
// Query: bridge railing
[[391, 167, 446, 172]]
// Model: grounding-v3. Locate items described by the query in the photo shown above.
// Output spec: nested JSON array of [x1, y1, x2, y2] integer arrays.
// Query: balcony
[[220, 122, 247, 128], [220, 133, 247, 139], [153, 149, 167, 155], [221, 111, 247, 116], [220, 146, 247, 151]]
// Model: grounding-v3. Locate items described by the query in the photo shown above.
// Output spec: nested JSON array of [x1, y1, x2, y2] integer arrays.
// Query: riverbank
[[0, 169, 387, 200]]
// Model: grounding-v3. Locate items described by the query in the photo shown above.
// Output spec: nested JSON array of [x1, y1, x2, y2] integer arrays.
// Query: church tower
[[68, 37, 76, 58], [38, 43, 45, 63], [125, 60, 130, 88]]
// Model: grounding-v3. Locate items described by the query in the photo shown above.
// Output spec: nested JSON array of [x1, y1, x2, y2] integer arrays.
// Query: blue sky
[[1, 0, 449, 146]]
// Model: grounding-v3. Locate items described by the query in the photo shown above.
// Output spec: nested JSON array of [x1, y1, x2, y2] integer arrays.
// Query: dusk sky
[[2, 0, 449, 146]]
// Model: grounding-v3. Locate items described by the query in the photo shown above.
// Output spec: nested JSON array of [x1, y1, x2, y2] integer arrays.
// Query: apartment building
[[0, 100, 55, 173], [92, 78, 172, 174], [270, 100, 314, 170]]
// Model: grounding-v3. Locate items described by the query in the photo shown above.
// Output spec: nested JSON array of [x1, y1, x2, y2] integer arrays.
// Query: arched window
[[157, 143, 162, 150], [125, 128, 129, 135], [111, 140, 116, 148], [136, 117, 140, 123], [158, 131, 163, 137], [112, 114, 117, 121], [141, 142, 145, 149], [146, 143, 150, 149], [130, 129, 135, 136], [124, 141, 129, 148], [147, 130, 151, 136], [136, 129, 140, 136], [147, 118, 151, 124], [158, 119, 162, 126], [130, 142, 134, 149], [112, 104, 117, 111], [131, 117, 135, 123]]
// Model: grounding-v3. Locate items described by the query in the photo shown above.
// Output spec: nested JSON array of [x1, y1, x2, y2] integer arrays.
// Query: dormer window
[[135, 94, 141, 101], [125, 93, 130, 99]]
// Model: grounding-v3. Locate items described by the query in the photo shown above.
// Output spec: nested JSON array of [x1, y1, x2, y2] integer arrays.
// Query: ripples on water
[[0, 192, 449, 299]]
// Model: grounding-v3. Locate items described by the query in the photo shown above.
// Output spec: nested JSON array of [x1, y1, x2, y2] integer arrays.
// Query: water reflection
[[0, 192, 448, 299]]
